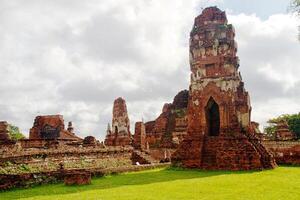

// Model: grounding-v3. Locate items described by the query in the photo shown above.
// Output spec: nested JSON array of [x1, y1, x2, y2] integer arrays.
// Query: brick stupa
[[172, 7, 276, 170], [275, 120, 295, 140], [105, 97, 132, 147]]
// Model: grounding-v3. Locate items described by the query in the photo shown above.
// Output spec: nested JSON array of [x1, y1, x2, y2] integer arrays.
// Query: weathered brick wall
[[144, 90, 189, 148], [173, 135, 270, 170], [148, 148, 176, 161], [201, 136, 262, 170], [0, 147, 132, 166], [0, 164, 170, 191], [263, 141, 300, 165], [262, 141, 300, 149], [19, 139, 72, 149]]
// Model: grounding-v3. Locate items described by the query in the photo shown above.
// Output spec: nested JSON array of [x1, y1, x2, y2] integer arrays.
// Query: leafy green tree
[[7, 124, 25, 141], [290, 0, 300, 40], [267, 114, 291, 124], [264, 114, 290, 139], [291, 0, 300, 12], [265, 113, 300, 139], [264, 125, 276, 140], [287, 113, 300, 139]]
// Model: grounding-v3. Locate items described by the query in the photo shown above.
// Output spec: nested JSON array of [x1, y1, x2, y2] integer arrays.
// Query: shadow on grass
[[0, 167, 264, 199]]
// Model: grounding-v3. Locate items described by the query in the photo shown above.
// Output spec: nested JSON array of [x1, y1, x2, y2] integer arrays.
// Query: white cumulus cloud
[[0, 0, 299, 139]]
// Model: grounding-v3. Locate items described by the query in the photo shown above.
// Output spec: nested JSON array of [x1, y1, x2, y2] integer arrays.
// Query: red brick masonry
[[172, 7, 276, 170]]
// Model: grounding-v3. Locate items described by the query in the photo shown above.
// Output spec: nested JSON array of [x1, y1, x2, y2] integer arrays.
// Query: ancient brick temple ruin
[[5, 7, 300, 189], [105, 97, 132, 146], [172, 7, 276, 170], [29, 115, 82, 141], [142, 90, 189, 149], [128, 90, 189, 161], [275, 120, 295, 140]]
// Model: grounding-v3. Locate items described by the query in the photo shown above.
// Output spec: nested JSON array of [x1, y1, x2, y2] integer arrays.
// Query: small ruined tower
[[67, 121, 74, 134], [172, 7, 276, 170], [112, 97, 131, 135], [104, 97, 132, 146], [106, 123, 112, 135], [275, 120, 295, 140]]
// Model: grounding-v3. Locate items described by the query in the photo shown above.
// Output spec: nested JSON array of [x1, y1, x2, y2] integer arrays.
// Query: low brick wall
[[0, 163, 170, 191], [263, 141, 300, 165], [0, 147, 132, 165], [148, 148, 176, 161], [262, 141, 300, 150], [0, 171, 63, 190]]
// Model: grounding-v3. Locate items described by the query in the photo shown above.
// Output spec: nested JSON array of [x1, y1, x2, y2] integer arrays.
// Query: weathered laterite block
[[64, 170, 91, 185]]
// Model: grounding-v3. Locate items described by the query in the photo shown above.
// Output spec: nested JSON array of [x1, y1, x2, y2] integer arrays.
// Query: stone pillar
[[133, 122, 146, 150]]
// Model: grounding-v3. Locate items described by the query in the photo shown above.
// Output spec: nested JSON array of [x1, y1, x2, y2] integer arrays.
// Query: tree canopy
[[290, 0, 300, 40], [264, 113, 300, 139], [287, 114, 300, 139], [291, 0, 300, 12], [7, 124, 25, 141]]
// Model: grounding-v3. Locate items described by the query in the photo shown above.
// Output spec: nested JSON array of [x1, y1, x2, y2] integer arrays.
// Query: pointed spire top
[[107, 123, 111, 131]]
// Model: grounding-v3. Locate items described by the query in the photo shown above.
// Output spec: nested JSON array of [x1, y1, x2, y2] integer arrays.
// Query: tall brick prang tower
[[172, 7, 276, 170], [105, 97, 132, 147]]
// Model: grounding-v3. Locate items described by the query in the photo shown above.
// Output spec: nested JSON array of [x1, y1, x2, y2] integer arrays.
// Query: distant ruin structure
[[275, 120, 295, 140], [105, 97, 132, 146], [144, 90, 189, 149], [29, 115, 82, 141], [172, 7, 276, 170], [67, 121, 74, 134], [0, 121, 10, 141]]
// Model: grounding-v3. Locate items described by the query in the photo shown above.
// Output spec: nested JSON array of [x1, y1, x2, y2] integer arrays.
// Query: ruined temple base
[[172, 134, 277, 171], [263, 141, 300, 165]]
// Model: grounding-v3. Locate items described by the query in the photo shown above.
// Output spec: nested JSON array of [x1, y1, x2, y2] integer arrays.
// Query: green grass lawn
[[1, 166, 300, 200]]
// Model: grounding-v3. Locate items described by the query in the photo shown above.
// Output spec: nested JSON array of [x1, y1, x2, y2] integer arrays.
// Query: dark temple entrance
[[206, 97, 220, 136], [40, 124, 60, 139]]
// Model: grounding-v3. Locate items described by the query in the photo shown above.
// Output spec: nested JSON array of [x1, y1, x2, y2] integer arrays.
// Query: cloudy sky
[[0, 0, 299, 140]]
